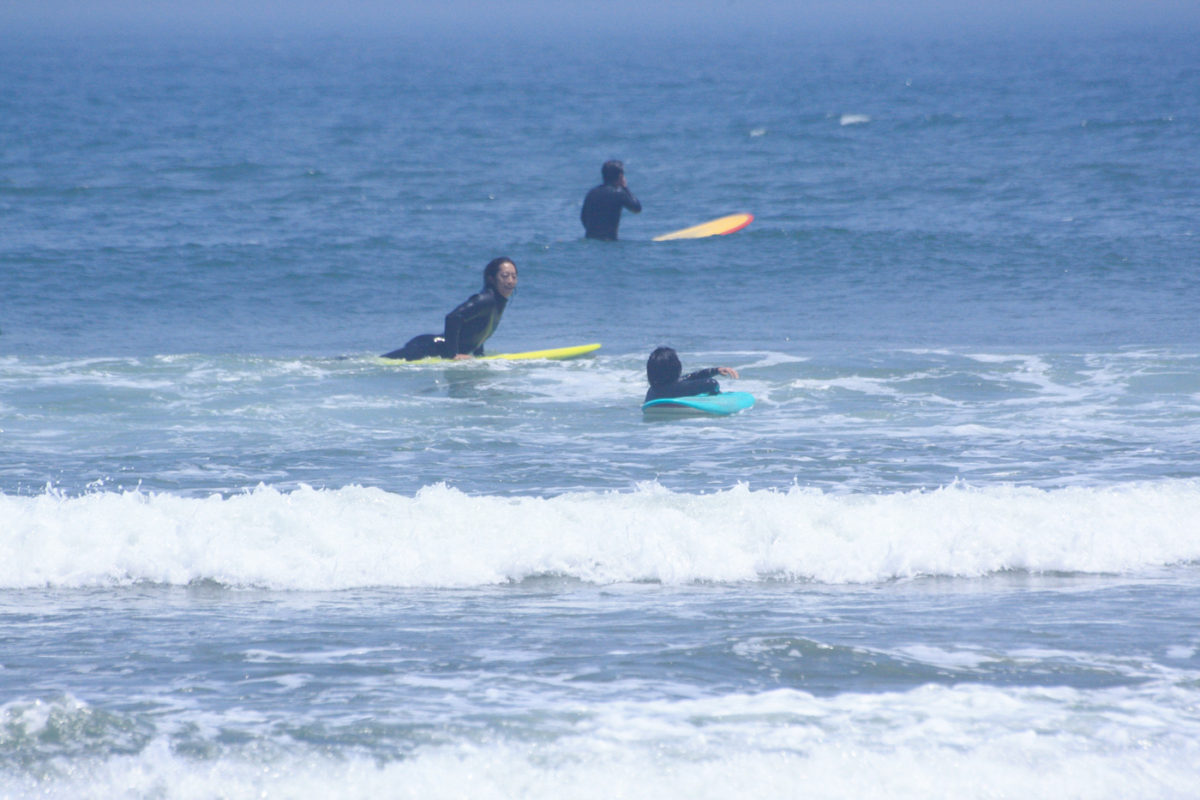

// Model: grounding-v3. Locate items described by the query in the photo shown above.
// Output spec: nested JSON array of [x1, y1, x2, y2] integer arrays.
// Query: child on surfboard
[[644, 347, 739, 402]]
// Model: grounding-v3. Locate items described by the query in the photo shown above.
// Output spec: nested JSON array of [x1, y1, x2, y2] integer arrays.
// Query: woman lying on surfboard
[[644, 347, 739, 402], [382, 258, 518, 361]]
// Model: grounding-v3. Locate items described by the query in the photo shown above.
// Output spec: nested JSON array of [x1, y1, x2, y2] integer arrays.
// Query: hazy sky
[[4, 0, 1199, 37], [7, 0, 1200, 37]]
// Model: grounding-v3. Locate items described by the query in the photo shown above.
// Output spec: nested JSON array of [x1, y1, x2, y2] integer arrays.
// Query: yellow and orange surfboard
[[652, 213, 754, 241]]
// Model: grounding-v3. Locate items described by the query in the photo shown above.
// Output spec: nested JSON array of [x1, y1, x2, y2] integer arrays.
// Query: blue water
[[2, 25, 1200, 799]]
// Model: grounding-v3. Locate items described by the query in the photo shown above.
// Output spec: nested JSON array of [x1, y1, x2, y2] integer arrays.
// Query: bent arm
[[622, 188, 642, 213], [681, 368, 720, 382], [683, 366, 739, 380]]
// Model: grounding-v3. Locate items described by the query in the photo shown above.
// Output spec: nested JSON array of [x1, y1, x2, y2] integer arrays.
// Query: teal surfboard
[[642, 391, 755, 417]]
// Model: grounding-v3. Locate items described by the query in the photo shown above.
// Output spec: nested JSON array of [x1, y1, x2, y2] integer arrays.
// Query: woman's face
[[493, 262, 518, 298]]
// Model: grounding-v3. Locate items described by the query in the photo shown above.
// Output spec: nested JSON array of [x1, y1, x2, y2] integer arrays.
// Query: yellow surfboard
[[378, 343, 601, 365], [652, 213, 754, 241]]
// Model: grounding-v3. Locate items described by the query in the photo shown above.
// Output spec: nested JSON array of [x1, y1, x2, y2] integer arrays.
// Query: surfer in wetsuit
[[383, 257, 518, 361], [644, 346, 739, 402], [581, 160, 642, 240]]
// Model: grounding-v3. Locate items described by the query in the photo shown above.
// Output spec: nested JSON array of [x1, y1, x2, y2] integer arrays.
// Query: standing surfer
[[383, 258, 518, 361], [581, 160, 642, 240]]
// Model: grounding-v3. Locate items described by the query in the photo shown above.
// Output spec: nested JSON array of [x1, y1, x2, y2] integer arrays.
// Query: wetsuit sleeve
[[645, 369, 722, 402], [443, 293, 492, 356], [621, 188, 642, 213], [674, 368, 721, 397]]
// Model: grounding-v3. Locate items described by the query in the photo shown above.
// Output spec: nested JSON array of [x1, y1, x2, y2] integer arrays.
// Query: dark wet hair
[[647, 346, 681, 387], [483, 257, 516, 290], [601, 160, 624, 185]]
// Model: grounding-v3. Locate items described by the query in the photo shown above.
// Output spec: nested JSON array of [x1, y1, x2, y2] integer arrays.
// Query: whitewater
[[4, 481, 1200, 589]]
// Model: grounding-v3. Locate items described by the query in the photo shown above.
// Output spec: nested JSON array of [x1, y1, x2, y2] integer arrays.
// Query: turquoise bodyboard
[[641, 391, 755, 417]]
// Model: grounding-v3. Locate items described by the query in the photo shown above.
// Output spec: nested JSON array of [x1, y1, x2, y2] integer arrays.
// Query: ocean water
[[2, 22, 1200, 799]]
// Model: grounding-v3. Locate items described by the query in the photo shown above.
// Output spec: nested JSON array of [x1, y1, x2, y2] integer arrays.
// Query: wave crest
[[2, 481, 1198, 590]]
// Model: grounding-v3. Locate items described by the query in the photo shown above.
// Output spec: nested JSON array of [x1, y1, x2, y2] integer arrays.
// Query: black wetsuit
[[383, 287, 508, 361], [644, 368, 722, 403], [581, 183, 642, 240]]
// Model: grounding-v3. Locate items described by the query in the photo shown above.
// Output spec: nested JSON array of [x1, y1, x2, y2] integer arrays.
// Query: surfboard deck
[[642, 391, 755, 417], [378, 342, 601, 366], [652, 213, 754, 241]]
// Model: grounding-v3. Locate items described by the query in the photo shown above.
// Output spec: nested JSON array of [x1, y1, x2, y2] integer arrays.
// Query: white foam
[[893, 644, 995, 670], [5, 683, 1199, 799], [2, 480, 1199, 590]]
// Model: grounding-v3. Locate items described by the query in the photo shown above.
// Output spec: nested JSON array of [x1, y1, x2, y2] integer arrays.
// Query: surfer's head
[[601, 160, 624, 186], [484, 257, 518, 298], [647, 347, 682, 387]]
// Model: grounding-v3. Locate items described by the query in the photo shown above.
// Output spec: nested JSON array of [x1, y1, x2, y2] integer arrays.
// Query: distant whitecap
[[840, 114, 871, 126]]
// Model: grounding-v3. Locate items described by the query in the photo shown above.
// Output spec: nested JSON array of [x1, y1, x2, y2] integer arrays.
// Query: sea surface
[[2, 23, 1200, 799]]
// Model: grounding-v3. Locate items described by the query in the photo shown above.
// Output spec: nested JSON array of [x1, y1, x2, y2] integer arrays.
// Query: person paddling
[[644, 346, 739, 402]]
